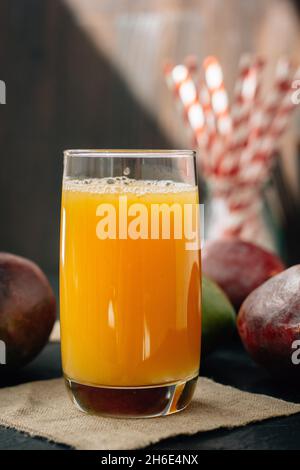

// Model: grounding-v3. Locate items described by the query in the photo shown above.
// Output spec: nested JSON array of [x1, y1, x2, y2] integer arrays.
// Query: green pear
[[202, 276, 236, 356]]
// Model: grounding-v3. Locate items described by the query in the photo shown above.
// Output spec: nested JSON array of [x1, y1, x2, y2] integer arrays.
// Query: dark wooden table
[[1, 339, 300, 450]]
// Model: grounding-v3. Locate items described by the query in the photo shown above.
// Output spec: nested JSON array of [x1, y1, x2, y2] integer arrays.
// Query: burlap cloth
[[0, 374, 300, 450]]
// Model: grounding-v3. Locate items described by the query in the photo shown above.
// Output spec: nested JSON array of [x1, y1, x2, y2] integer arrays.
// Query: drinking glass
[[60, 149, 201, 418]]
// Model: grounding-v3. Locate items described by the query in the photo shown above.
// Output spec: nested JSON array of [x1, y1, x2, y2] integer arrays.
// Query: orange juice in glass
[[60, 150, 201, 417]]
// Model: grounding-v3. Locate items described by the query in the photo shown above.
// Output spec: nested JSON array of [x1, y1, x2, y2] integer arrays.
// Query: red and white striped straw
[[218, 56, 265, 175], [203, 56, 232, 137], [240, 58, 293, 178], [232, 56, 265, 145], [164, 62, 207, 150], [164, 54, 297, 196], [242, 71, 298, 184], [231, 54, 256, 128], [217, 55, 256, 174], [198, 82, 217, 171]]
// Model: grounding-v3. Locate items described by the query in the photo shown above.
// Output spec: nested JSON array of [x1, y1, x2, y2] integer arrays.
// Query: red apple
[[202, 239, 285, 309], [0, 253, 56, 370], [237, 265, 300, 379]]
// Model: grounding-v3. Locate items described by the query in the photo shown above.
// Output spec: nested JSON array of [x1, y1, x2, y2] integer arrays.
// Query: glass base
[[64, 375, 198, 418]]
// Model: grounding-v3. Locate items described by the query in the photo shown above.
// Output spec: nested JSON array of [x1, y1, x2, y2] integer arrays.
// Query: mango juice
[[60, 178, 201, 388]]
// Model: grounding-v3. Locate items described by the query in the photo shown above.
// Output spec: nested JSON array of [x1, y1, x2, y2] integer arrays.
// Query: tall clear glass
[[60, 150, 201, 418]]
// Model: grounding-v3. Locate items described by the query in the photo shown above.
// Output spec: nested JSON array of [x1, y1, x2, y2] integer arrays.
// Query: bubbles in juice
[[63, 177, 196, 195]]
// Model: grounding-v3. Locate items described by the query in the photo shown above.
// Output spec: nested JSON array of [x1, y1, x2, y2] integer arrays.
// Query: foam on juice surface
[[63, 177, 196, 195]]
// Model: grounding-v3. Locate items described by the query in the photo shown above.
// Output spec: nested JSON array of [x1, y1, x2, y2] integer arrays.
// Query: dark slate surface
[[0, 340, 300, 450]]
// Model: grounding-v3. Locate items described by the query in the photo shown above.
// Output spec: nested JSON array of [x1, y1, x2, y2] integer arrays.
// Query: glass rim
[[64, 149, 196, 158]]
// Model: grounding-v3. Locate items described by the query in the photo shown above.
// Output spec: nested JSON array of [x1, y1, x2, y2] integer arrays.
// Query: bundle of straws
[[164, 55, 299, 246]]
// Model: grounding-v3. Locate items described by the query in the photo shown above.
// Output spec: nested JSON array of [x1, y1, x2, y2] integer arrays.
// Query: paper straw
[[203, 56, 232, 137], [239, 58, 294, 179], [164, 62, 208, 152]]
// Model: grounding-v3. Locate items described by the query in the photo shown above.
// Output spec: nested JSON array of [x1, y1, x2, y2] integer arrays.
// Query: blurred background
[[0, 0, 300, 277]]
